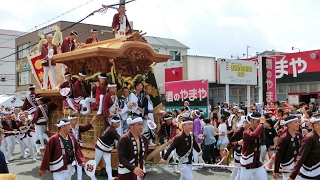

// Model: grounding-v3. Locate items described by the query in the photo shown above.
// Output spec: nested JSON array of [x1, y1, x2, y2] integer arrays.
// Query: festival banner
[[26, 51, 51, 89], [165, 80, 209, 117], [264, 57, 276, 105]]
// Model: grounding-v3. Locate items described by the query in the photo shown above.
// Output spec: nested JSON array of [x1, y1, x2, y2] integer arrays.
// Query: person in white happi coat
[[142, 85, 156, 146], [119, 87, 130, 135], [128, 82, 144, 118], [1, 111, 18, 161]]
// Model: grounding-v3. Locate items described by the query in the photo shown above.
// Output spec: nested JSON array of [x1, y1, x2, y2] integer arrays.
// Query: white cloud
[[217, 16, 249, 27]]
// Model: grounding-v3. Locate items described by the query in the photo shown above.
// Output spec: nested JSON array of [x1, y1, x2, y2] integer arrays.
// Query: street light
[[292, 47, 300, 52], [243, 53, 252, 58], [231, 55, 239, 59]]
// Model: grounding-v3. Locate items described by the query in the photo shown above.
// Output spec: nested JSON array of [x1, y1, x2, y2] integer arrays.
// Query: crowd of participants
[[159, 100, 320, 180]]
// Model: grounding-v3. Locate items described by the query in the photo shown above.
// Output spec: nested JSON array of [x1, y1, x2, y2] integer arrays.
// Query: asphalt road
[[6, 144, 275, 180]]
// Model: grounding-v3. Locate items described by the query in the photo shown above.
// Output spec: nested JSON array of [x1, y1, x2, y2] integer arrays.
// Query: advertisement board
[[165, 80, 209, 117], [218, 59, 257, 85], [263, 57, 277, 105]]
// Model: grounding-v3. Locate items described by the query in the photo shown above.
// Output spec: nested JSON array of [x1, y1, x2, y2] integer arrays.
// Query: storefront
[[165, 50, 320, 105]]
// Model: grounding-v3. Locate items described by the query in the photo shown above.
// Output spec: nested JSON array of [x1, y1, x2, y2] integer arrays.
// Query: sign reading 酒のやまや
[[218, 59, 257, 85], [165, 80, 209, 117], [262, 57, 277, 105]]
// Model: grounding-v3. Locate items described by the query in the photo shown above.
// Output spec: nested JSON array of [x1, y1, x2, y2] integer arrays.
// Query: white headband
[[163, 116, 172, 120], [240, 116, 250, 125], [193, 110, 200, 117], [282, 118, 298, 125], [29, 85, 36, 89], [289, 114, 302, 117], [91, 29, 98, 33], [181, 120, 193, 125], [46, 34, 53, 38], [224, 148, 229, 154], [68, 116, 77, 120], [35, 97, 43, 101], [4, 111, 11, 115], [310, 117, 320, 123], [64, 73, 71, 77], [79, 72, 86, 77], [248, 115, 260, 120], [127, 117, 143, 125], [108, 84, 117, 88], [98, 75, 107, 78], [111, 119, 121, 123], [56, 120, 70, 127]]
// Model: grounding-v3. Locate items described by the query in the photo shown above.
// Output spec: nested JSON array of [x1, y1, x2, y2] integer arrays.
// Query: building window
[[17, 42, 31, 59], [18, 71, 31, 86], [300, 84, 307, 92], [218, 89, 224, 96], [310, 84, 318, 92], [278, 85, 286, 93], [154, 49, 159, 53], [290, 85, 298, 92], [169, 51, 181, 61]]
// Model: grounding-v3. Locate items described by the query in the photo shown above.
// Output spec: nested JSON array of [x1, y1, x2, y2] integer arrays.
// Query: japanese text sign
[[265, 57, 276, 104], [218, 59, 257, 85], [165, 80, 209, 117]]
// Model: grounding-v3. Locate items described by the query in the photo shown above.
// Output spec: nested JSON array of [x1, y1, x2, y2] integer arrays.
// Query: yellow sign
[[231, 64, 252, 77]]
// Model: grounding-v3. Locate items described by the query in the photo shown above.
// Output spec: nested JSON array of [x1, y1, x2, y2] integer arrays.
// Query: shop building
[[165, 50, 320, 106]]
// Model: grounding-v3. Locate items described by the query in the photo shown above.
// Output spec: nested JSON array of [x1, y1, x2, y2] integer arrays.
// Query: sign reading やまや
[[263, 57, 277, 105], [218, 59, 257, 85], [165, 80, 209, 117]]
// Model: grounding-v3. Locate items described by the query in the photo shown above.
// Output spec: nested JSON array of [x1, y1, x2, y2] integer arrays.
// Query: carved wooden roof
[[52, 32, 172, 64]]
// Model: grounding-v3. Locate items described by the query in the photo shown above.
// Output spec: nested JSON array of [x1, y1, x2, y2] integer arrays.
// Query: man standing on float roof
[[60, 30, 77, 77], [112, 3, 132, 38]]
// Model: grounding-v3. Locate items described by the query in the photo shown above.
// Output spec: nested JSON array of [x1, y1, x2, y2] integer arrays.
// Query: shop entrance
[[301, 94, 317, 104]]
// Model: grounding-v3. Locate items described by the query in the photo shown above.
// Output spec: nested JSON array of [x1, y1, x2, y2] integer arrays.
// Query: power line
[[0, 0, 138, 61], [0, 5, 107, 61], [0, 0, 33, 20], [0, 0, 44, 25], [0, 0, 95, 46]]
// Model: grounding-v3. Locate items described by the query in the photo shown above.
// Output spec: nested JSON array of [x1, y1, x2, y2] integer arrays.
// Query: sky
[[0, 0, 320, 59]]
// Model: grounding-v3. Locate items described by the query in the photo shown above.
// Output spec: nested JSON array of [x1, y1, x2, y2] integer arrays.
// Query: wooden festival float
[[27, 31, 171, 171]]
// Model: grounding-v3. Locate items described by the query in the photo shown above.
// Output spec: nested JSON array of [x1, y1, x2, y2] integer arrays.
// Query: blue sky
[[0, 0, 319, 58]]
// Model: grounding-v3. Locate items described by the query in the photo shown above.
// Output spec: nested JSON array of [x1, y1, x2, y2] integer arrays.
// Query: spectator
[[302, 110, 313, 129], [264, 118, 278, 170], [202, 118, 216, 164], [214, 115, 229, 165]]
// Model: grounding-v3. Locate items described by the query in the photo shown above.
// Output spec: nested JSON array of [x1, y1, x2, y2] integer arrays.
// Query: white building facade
[[0, 29, 24, 96], [144, 36, 189, 95]]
